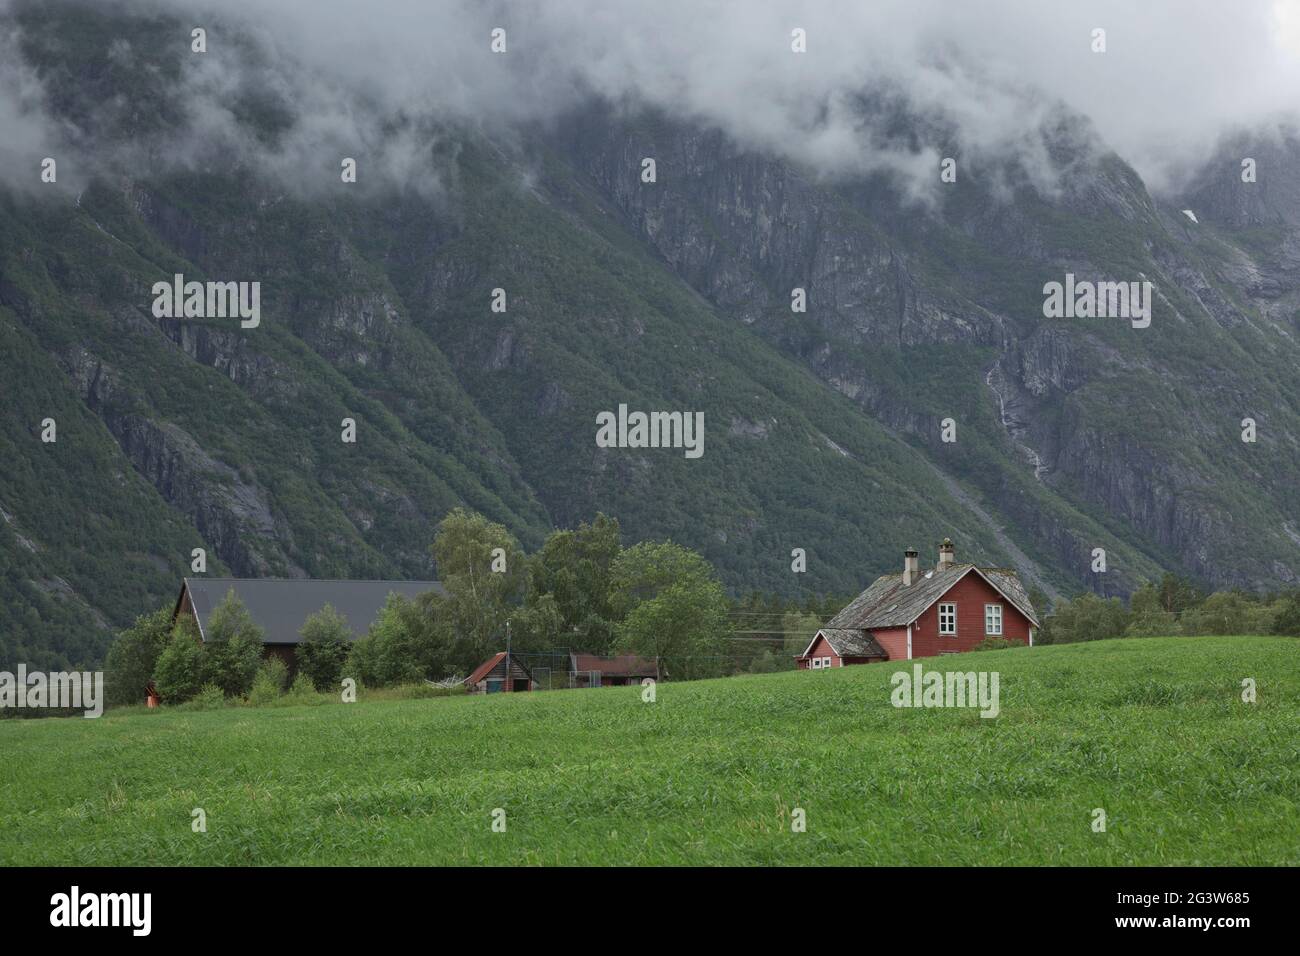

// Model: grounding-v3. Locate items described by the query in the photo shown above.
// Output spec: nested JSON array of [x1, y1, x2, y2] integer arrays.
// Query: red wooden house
[[797, 539, 1039, 669]]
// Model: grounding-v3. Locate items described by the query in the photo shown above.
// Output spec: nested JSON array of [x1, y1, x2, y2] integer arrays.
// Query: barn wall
[[911, 573, 1030, 657], [264, 644, 298, 673], [871, 627, 909, 660], [483, 656, 533, 691]]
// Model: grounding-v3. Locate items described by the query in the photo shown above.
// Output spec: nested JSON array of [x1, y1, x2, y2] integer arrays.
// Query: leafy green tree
[[433, 509, 529, 664], [1124, 581, 1176, 636], [1180, 591, 1274, 636], [1129, 582, 1160, 615], [611, 541, 730, 679], [296, 604, 353, 690], [1156, 574, 1203, 613], [153, 619, 205, 703], [349, 591, 459, 686], [104, 605, 173, 706], [201, 589, 266, 696], [529, 514, 622, 652], [1272, 591, 1300, 636], [509, 592, 565, 654]]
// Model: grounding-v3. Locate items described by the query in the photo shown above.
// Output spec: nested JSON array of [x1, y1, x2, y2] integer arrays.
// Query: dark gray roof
[[816, 628, 886, 659], [828, 563, 1040, 630], [861, 564, 972, 628], [826, 574, 907, 629], [182, 578, 444, 645]]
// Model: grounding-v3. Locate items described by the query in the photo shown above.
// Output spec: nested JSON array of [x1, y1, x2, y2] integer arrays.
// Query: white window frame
[[985, 604, 1003, 636], [822, 656, 832, 668], [938, 602, 957, 636], [811, 658, 822, 670]]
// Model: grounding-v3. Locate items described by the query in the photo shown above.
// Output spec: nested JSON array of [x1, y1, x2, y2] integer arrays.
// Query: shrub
[[296, 605, 352, 690], [258, 656, 289, 693], [189, 683, 227, 711], [349, 594, 436, 687], [286, 673, 319, 701], [1180, 592, 1273, 636], [201, 590, 266, 696], [345, 635, 382, 688], [1125, 610, 1179, 637], [153, 622, 206, 703], [247, 662, 287, 706], [104, 606, 173, 707], [973, 636, 1016, 651]]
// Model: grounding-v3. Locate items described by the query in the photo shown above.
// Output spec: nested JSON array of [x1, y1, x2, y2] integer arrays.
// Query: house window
[[939, 603, 957, 636], [822, 657, 833, 668], [811, 658, 822, 670], [985, 604, 1003, 636]]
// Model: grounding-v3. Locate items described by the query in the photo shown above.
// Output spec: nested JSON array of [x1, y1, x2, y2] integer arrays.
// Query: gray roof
[[828, 563, 1040, 630], [181, 578, 445, 645], [816, 628, 886, 659]]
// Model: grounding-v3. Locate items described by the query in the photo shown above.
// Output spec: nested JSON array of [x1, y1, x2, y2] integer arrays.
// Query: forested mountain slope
[[2, 2, 1296, 667]]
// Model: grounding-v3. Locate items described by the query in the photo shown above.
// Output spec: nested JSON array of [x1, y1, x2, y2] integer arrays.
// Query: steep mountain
[[548, 105, 1300, 593], [2, 2, 1297, 668]]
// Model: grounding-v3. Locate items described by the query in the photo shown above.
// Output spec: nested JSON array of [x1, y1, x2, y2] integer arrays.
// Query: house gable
[[798, 634, 839, 669], [912, 571, 1033, 656]]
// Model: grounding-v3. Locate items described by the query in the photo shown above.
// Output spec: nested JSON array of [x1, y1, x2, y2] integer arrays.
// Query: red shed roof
[[570, 652, 658, 677], [464, 652, 507, 686]]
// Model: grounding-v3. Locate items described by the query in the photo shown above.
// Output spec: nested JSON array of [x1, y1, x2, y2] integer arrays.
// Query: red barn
[[797, 539, 1039, 669]]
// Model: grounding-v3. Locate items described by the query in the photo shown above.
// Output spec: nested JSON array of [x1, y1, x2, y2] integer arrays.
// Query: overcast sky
[[4, 0, 1299, 196]]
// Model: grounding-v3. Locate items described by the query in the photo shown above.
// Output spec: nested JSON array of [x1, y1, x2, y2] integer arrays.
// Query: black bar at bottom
[[0, 866, 1289, 941]]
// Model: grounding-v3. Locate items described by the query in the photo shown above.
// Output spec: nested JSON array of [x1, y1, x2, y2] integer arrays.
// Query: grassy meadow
[[2, 636, 1297, 865]]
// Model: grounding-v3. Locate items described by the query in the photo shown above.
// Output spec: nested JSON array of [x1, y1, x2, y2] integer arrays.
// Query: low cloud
[[4, 0, 1299, 199]]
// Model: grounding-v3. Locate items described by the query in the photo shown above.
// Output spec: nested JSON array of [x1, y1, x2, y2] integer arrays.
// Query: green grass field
[[2, 637, 1297, 865]]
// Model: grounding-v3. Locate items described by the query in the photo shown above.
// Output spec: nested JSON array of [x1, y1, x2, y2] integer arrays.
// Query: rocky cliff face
[[544, 105, 1300, 596]]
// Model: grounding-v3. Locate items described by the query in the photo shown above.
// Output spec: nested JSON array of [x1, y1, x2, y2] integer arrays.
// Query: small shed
[[568, 652, 659, 688], [464, 652, 536, 694]]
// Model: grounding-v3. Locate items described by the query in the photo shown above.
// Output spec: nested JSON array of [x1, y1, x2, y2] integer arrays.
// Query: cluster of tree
[[105, 510, 748, 702], [105, 598, 253, 705], [348, 510, 735, 685], [1039, 574, 1300, 644]]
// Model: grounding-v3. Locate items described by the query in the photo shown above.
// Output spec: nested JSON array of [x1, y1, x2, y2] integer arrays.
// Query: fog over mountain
[[3, 0, 1300, 197]]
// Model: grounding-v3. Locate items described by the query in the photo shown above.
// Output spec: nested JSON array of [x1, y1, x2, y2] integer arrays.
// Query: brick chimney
[[938, 537, 955, 569], [903, 548, 919, 586]]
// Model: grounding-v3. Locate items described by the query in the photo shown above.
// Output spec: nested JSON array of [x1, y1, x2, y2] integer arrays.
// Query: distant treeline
[[1038, 574, 1300, 644]]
